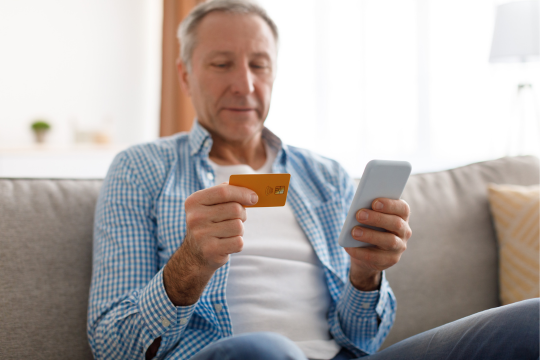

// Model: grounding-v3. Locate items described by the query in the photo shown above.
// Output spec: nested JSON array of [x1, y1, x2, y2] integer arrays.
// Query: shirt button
[[180, 317, 188, 325], [214, 304, 223, 313], [362, 302, 370, 309], [207, 172, 214, 180], [160, 316, 170, 327]]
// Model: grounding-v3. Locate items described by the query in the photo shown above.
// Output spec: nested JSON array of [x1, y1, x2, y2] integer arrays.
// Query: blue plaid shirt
[[88, 121, 396, 359]]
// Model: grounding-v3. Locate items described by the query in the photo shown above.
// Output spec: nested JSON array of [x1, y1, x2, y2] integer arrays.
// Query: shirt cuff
[[341, 271, 390, 319], [139, 267, 197, 339]]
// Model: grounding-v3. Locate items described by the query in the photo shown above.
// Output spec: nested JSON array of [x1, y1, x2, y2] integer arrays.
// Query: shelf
[[0, 144, 131, 178]]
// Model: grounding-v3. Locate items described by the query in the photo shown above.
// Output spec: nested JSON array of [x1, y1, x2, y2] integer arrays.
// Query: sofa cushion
[[382, 155, 540, 348], [0, 179, 101, 360], [487, 183, 539, 305]]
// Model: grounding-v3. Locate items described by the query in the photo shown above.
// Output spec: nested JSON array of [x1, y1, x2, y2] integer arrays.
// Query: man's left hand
[[345, 198, 412, 291]]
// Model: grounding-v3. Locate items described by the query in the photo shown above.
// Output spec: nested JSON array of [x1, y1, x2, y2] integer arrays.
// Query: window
[[260, 0, 540, 176]]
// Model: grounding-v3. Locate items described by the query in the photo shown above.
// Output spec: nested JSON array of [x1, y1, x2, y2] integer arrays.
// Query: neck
[[208, 131, 267, 170]]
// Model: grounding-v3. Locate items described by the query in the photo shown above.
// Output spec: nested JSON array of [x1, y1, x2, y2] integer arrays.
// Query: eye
[[250, 62, 269, 70], [211, 62, 230, 69]]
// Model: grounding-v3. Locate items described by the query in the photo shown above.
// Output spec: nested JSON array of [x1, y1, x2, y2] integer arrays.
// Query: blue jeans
[[190, 298, 539, 360]]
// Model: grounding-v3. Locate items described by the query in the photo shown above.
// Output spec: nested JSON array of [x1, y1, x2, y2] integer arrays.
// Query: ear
[[176, 59, 192, 97]]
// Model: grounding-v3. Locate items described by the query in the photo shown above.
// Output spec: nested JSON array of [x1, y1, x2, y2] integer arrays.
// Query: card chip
[[274, 186, 285, 195]]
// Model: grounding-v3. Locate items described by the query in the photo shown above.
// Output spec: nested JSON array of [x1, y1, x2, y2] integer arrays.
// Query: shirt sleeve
[[331, 272, 397, 356], [87, 151, 194, 359], [330, 166, 397, 356]]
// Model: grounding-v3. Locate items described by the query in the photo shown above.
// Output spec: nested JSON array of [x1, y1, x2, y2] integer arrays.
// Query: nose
[[230, 62, 255, 96]]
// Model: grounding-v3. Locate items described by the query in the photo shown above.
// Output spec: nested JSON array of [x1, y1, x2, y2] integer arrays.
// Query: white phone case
[[338, 160, 412, 248]]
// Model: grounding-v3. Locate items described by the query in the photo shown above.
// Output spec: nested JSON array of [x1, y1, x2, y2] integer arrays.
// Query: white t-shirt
[[208, 144, 341, 360]]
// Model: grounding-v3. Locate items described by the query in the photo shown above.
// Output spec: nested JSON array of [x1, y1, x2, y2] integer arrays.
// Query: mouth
[[223, 108, 256, 112]]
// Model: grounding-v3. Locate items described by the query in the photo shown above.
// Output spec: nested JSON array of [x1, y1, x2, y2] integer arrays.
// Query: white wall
[[1, 0, 538, 178], [0, 0, 162, 147]]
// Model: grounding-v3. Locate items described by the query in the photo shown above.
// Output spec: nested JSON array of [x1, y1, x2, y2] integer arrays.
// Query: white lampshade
[[489, 0, 540, 63]]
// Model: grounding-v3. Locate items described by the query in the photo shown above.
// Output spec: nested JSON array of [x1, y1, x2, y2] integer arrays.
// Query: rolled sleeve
[[139, 268, 197, 359], [139, 267, 197, 338], [340, 272, 393, 319], [331, 271, 396, 356]]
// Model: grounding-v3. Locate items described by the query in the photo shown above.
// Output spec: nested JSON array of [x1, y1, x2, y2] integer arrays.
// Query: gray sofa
[[1, 155, 538, 359]]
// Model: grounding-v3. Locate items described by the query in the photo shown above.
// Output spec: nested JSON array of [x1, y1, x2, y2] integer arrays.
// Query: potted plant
[[31, 120, 51, 143]]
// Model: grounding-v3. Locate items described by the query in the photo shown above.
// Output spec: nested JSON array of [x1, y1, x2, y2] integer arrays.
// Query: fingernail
[[357, 211, 368, 221], [353, 228, 363, 237], [250, 194, 258, 204], [374, 201, 383, 210]]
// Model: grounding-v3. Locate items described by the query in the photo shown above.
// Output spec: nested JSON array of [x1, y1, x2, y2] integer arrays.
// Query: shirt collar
[[188, 120, 213, 157], [188, 119, 289, 166]]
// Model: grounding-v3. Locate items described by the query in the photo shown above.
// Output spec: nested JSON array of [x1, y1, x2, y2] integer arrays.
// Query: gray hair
[[177, 0, 279, 71]]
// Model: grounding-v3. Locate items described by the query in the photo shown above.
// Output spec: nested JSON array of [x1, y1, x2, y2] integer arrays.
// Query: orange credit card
[[229, 173, 291, 207]]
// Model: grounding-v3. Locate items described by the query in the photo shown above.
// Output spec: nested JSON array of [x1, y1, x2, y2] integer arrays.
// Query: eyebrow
[[206, 51, 272, 61]]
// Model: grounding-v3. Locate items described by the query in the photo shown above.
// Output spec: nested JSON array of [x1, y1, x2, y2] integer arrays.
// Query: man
[[88, 1, 538, 359]]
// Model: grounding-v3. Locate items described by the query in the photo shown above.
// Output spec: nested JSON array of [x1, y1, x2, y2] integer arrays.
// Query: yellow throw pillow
[[487, 184, 539, 305]]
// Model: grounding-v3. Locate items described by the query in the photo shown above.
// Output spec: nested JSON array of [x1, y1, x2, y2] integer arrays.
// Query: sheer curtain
[[259, 0, 540, 177]]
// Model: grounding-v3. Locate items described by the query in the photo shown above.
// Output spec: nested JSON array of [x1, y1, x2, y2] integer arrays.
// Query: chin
[[217, 115, 264, 140]]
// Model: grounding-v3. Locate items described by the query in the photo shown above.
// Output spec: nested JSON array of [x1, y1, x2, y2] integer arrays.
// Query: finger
[[351, 226, 405, 251], [371, 198, 410, 221], [208, 202, 247, 223], [209, 218, 245, 239], [199, 236, 244, 267], [212, 235, 244, 255], [355, 209, 408, 238], [346, 246, 402, 271], [195, 184, 258, 207]]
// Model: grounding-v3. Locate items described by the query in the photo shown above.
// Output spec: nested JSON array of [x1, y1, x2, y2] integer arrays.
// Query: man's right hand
[[163, 183, 258, 306]]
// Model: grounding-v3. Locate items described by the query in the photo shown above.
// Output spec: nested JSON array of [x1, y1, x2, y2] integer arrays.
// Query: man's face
[[179, 12, 277, 144]]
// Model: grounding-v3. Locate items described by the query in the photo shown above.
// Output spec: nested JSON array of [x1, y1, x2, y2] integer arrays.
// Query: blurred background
[[0, 0, 539, 178]]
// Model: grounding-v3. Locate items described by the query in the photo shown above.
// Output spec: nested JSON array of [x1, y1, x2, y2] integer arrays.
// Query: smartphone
[[338, 160, 412, 248]]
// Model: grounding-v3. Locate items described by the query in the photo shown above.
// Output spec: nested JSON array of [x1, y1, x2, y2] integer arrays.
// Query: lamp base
[[506, 83, 540, 157]]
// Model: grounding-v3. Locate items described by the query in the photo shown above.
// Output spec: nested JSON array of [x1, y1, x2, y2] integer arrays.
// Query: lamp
[[489, 0, 540, 155], [490, 0, 539, 63]]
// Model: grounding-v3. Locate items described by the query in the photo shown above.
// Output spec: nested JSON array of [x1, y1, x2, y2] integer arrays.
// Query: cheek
[[257, 79, 274, 106], [191, 78, 221, 111]]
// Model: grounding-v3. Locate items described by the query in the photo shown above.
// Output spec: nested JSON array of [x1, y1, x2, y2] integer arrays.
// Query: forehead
[[192, 12, 277, 59]]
